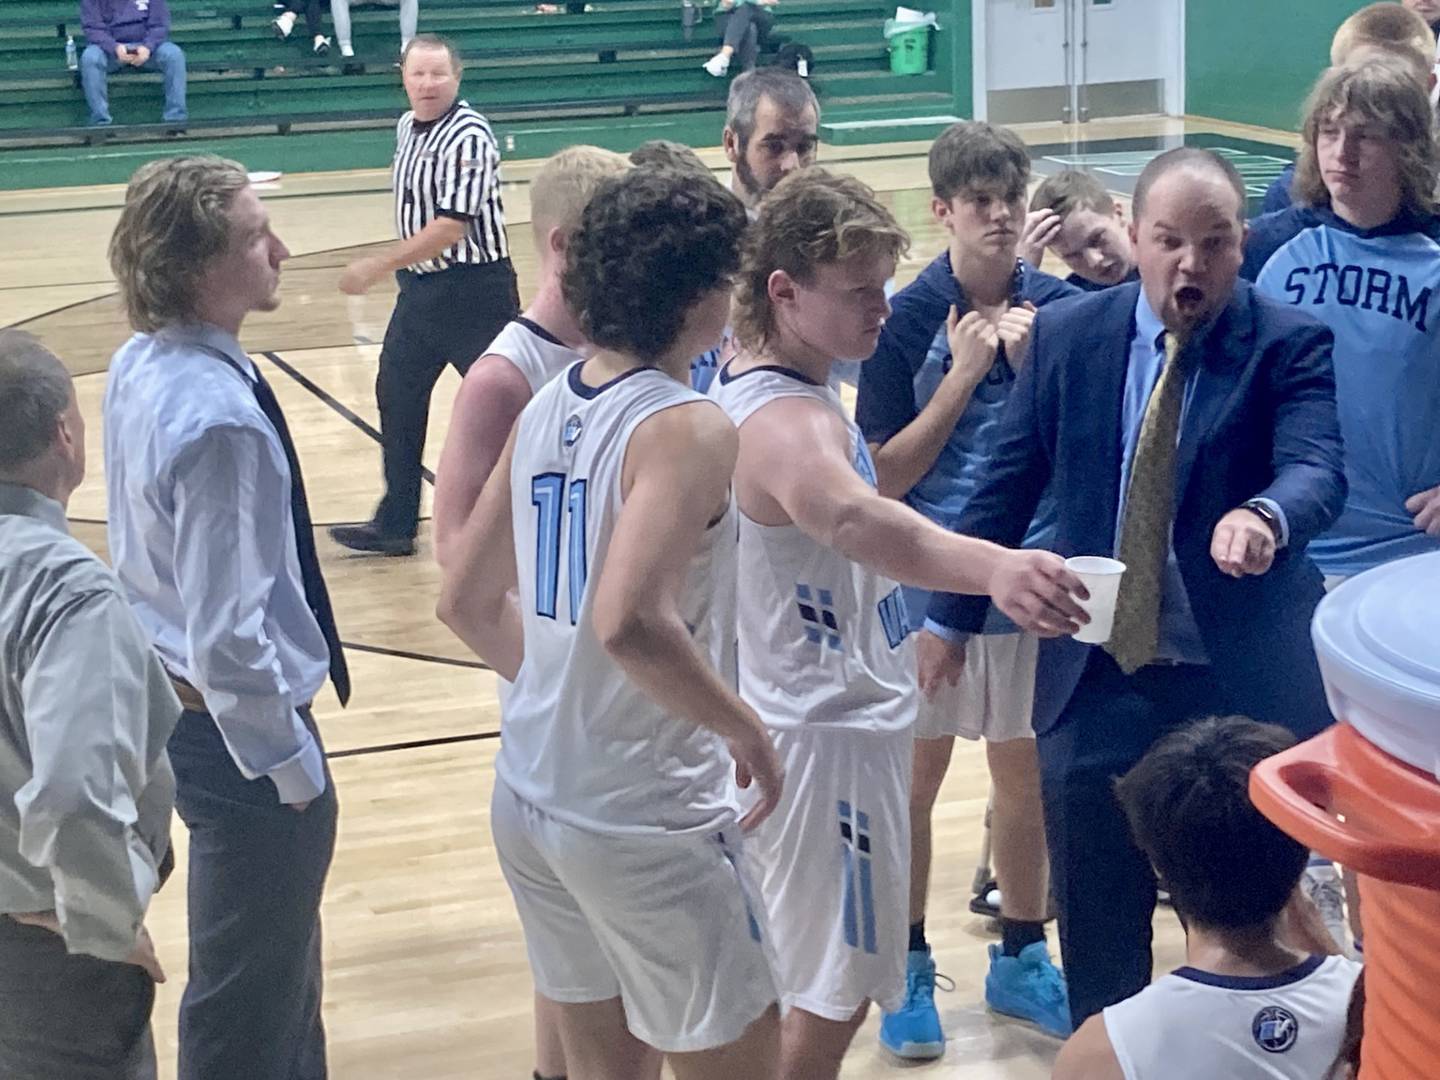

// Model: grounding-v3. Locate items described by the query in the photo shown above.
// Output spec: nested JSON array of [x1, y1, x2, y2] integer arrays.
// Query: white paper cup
[[1065, 556, 1127, 644]]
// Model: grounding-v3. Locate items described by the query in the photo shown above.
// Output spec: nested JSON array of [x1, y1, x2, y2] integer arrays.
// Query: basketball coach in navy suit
[[920, 148, 1346, 1027]]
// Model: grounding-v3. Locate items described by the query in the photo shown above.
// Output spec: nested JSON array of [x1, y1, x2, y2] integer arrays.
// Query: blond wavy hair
[[108, 155, 250, 333], [732, 167, 909, 351]]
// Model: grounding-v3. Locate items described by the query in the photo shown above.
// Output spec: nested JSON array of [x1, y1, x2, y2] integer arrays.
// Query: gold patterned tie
[[1107, 332, 1188, 675]]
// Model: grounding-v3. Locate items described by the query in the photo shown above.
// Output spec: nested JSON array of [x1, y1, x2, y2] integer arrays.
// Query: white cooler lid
[[1312, 551, 1440, 778]]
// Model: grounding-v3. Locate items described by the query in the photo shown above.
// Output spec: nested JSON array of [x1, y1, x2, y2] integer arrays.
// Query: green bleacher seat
[[0, 0, 958, 188]]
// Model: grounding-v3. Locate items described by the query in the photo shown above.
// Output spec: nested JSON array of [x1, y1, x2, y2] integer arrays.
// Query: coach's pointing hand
[[1211, 508, 1277, 578]]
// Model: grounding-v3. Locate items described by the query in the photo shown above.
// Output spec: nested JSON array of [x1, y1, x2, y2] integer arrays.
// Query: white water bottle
[[65, 35, 78, 70]]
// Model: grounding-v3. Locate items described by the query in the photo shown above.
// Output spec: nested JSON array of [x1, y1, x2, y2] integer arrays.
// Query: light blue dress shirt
[[1121, 289, 1288, 665], [103, 323, 330, 804]]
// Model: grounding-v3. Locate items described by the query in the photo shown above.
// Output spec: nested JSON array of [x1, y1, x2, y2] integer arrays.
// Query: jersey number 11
[[531, 473, 589, 623]]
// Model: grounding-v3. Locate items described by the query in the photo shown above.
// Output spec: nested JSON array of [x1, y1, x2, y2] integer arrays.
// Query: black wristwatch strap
[[1241, 499, 1283, 545]]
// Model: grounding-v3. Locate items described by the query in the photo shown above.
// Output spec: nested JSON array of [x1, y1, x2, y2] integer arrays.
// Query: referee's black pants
[[373, 259, 519, 540]]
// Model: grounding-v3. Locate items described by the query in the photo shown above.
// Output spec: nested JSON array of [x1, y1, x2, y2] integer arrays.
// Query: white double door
[[975, 0, 1184, 125]]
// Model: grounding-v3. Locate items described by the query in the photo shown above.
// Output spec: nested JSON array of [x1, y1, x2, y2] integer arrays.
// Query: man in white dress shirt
[[103, 155, 350, 1080]]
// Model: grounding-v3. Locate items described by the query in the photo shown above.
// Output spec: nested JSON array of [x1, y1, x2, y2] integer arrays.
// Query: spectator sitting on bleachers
[[273, 0, 331, 56], [329, 0, 417, 59], [703, 0, 777, 78], [79, 0, 187, 127]]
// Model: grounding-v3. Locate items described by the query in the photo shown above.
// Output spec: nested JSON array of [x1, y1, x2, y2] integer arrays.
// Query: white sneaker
[[1302, 863, 1349, 953], [272, 10, 297, 38], [339, 41, 355, 57], [313, 34, 331, 55], [703, 51, 730, 77]]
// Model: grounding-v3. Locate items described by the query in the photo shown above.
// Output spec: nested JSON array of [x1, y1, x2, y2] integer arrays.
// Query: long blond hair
[[108, 155, 250, 332]]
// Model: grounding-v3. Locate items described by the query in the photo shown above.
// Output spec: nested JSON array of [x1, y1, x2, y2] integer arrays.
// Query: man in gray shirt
[[0, 330, 179, 1080]]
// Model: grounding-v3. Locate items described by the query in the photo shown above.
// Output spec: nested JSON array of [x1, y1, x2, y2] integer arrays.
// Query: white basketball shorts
[[491, 777, 778, 1053], [741, 723, 912, 1020], [913, 630, 1039, 742]]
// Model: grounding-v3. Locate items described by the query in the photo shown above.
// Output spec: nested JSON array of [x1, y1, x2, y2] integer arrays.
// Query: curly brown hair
[[1293, 57, 1439, 216], [732, 167, 909, 351], [561, 168, 747, 362]]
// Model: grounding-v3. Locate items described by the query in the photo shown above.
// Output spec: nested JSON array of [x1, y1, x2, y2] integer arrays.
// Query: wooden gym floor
[[1, 114, 1296, 1079]]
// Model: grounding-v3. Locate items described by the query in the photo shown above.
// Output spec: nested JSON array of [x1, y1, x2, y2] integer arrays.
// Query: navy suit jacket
[[927, 280, 1347, 738]]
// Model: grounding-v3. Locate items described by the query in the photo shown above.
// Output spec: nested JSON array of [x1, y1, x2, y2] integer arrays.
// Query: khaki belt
[[168, 676, 208, 714]]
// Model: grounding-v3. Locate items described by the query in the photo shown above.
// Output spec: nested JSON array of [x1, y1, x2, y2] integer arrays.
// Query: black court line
[[342, 639, 490, 671], [2, 278, 116, 290], [327, 729, 500, 760], [10, 288, 121, 333], [261, 349, 436, 486]]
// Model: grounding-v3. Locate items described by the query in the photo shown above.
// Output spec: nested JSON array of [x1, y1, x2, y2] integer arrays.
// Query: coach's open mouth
[[1175, 285, 1205, 311]]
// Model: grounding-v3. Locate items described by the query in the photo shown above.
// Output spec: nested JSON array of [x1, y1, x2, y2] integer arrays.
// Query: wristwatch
[[1241, 499, 1283, 546]]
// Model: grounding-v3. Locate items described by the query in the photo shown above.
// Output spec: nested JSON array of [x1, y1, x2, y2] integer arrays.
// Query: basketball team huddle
[[427, 5, 1440, 1079]]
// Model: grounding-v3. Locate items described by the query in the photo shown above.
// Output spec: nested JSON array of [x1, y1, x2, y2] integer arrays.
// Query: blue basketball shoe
[[984, 941, 1073, 1039], [879, 947, 948, 1059]]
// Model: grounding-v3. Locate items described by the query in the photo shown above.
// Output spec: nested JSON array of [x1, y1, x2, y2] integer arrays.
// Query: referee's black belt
[[401, 256, 513, 278]]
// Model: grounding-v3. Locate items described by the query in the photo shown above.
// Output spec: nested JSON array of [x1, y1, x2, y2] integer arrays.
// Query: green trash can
[[887, 24, 931, 75]]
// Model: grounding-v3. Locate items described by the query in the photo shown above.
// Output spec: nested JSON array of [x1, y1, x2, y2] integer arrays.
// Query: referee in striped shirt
[[334, 34, 519, 556]]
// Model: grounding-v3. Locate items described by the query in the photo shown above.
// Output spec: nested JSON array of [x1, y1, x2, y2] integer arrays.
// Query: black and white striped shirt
[[392, 99, 509, 273]]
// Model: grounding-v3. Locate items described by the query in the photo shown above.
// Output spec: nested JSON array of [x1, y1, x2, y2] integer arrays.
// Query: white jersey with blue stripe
[[1102, 954, 1361, 1080], [711, 362, 916, 734], [1245, 207, 1440, 575], [486, 316, 584, 396], [498, 362, 739, 835]]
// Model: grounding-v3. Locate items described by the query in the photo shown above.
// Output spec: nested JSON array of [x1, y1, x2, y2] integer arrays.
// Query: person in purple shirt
[[79, 0, 187, 127]]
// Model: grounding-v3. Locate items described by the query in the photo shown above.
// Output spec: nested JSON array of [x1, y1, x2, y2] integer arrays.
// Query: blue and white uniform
[[1103, 954, 1361, 1080], [494, 361, 775, 1053], [712, 361, 915, 1020], [1245, 206, 1440, 577]]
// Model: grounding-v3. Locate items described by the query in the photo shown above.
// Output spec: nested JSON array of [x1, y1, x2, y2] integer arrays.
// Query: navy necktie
[[249, 364, 352, 706]]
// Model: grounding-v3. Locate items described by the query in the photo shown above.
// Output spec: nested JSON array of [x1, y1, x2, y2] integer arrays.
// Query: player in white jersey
[[433, 145, 629, 570], [1054, 716, 1361, 1080], [439, 168, 784, 1079], [713, 168, 1089, 1079], [431, 146, 634, 1080]]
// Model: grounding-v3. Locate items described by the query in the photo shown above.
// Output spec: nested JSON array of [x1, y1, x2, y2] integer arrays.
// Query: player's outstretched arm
[[1051, 1014, 1125, 1080], [593, 401, 783, 831], [436, 425, 525, 681], [740, 398, 1086, 635], [433, 355, 534, 569]]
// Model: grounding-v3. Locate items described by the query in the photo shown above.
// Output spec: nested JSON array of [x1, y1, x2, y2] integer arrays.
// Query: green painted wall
[[1186, 0, 1357, 131], [945, 0, 973, 117]]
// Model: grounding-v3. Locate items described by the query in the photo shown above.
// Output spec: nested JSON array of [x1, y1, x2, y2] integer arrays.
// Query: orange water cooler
[[1250, 551, 1440, 1080]]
